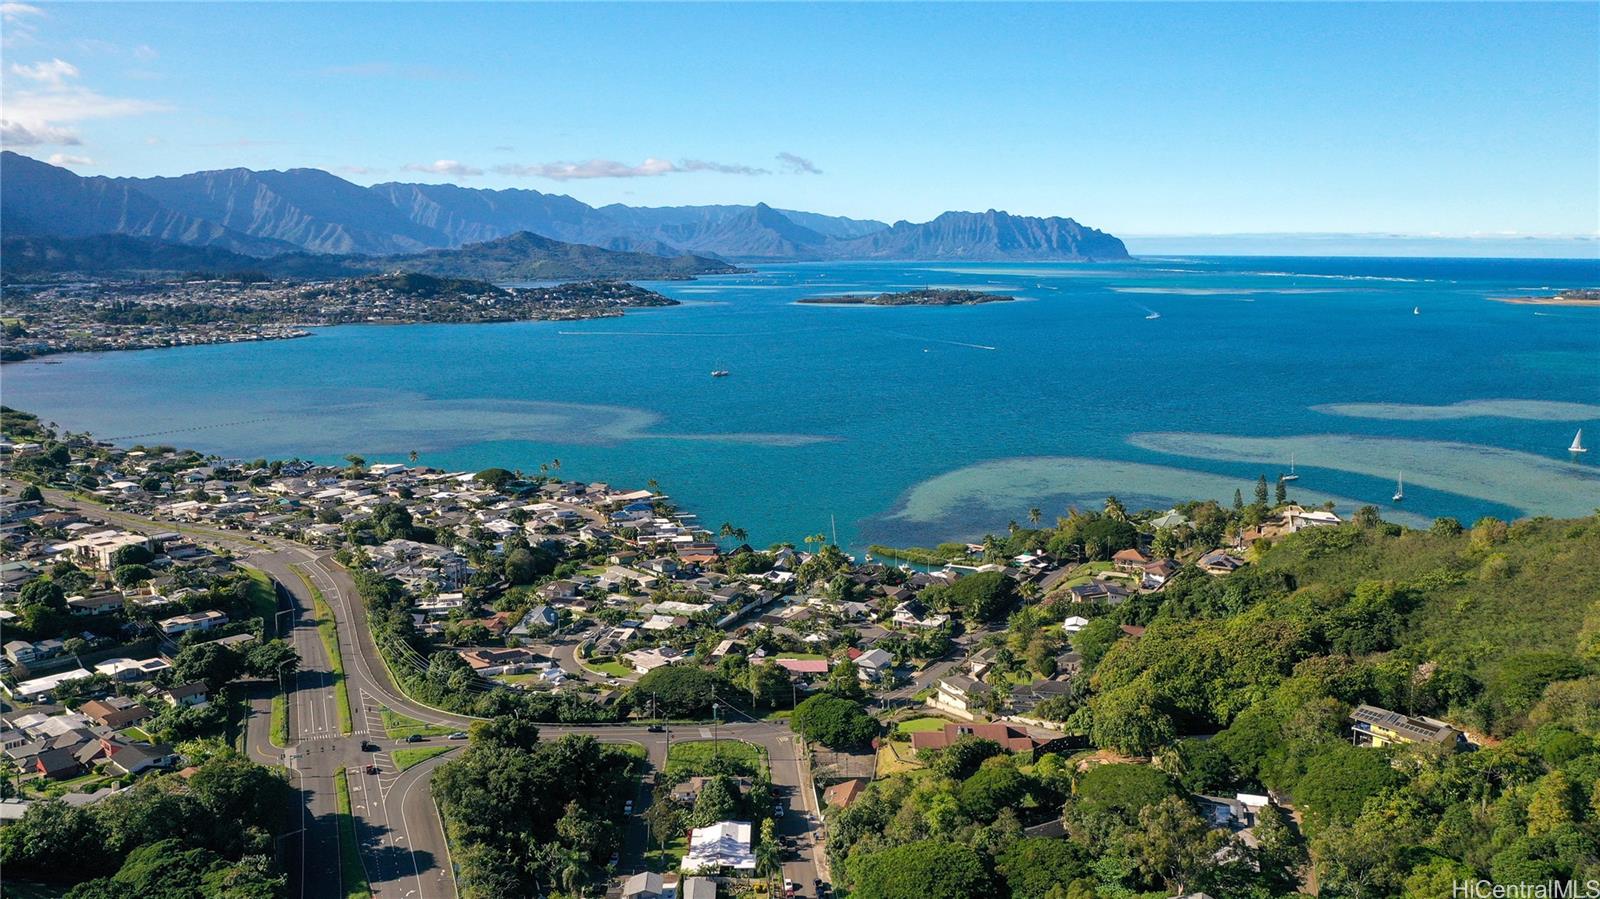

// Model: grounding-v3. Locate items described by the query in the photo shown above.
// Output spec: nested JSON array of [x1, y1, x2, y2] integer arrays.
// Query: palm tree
[[550, 458, 561, 470], [408, 449, 419, 464], [647, 478, 660, 493], [1103, 495, 1127, 522], [1028, 507, 1041, 527]]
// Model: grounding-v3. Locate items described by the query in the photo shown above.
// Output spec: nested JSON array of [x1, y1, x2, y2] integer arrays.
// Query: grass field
[[380, 708, 458, 740], [293, 565, 352, 735], [664, 739, 769, 782], [876, 742, 925, 777], [393, 745, 455, 771], [585, 658, 635, 678], [270, 690, 287, 747], [896, 716, 951, 734], [240, 567, 280, 635], [333, 770, 372, 899]]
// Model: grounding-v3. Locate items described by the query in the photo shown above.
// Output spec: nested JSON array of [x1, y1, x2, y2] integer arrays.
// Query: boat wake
[[879, 329, 997, 351]]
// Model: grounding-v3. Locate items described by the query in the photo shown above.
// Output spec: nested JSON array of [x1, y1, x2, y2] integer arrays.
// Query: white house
[[680, 820, 756, 872]]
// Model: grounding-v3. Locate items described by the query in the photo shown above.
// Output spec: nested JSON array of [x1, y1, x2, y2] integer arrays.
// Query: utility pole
[[712, 702, 720, 759]]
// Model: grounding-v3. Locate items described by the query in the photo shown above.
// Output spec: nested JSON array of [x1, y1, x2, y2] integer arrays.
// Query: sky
[[2, 2, 1598, 249]]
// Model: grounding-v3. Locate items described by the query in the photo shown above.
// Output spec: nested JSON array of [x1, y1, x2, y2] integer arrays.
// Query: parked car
[[774, 802, 785, 818], [623, 800, 634, 814], [366, 764, 379, 775]]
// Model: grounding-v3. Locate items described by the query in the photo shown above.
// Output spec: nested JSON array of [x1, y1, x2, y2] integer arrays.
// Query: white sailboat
[[1413, 306, 1420, 315], [1571, 429, 1587, 454], [1280, 453, 1300, 482], [1392, 472, 1405, 503]]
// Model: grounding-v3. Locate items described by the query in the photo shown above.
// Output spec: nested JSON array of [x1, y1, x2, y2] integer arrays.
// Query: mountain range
[[0, 152, 1129, 272]]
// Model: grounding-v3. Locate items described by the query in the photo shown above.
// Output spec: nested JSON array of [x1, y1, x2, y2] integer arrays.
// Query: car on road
[[646, 724, 665, 732], [774, 802, 785, 818], [404, 733, 425, 743], [448, 731, 468, 740], [365, 764, 379, 775]]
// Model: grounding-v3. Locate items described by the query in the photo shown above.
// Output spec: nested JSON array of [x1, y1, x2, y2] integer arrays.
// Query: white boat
[[1413, 306, 1420, 315], [1145, 312, 1161, 320], [710, 369, 730, 378], [1392, 472, 1405, 502], [1280, 453, 1300, 482], [1571, 429, 1588, 454]]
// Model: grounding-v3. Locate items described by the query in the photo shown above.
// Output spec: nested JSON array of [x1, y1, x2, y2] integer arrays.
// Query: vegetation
[[432, 714, 643, 898], [790, 693, 879, 749], [392, 745, 455, 772], [664, 740, 769, 783]]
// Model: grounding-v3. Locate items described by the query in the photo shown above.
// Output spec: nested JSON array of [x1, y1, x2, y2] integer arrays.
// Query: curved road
[[34, 489, 827, 898]]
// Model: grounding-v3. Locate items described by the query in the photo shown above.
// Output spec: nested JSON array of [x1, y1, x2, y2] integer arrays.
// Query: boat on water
[[1571, 429, 1588, 454], [710, 369, 730, 378], [1280, 453, 1300, 482], [1413, 306, 1420, 315], [1145, 312, 1161, 320], [1392, 472, 1405, 502]]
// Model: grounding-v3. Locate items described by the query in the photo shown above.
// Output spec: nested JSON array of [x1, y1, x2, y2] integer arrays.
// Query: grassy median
[[393, 745, 455, 772], [333, 770, 372, 899], [270, 690, 288, 747], [293, 565, 353, 735]]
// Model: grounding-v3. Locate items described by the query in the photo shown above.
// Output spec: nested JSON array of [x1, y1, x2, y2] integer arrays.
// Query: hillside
[[375, 230, 739, 280], [0, 234, 276, 278], [2, 153, 1126, 263]]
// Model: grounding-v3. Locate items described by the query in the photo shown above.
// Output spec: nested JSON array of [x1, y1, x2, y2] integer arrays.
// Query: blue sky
[[3, 2, 1597, 245]]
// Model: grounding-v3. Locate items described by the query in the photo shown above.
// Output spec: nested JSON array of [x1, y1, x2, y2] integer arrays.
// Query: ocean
[[6, 256, 1599, 551]]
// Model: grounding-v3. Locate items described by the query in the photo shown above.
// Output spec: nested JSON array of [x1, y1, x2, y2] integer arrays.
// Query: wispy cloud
[[493, 157, 770, 180], [402, 159, 484, 177], [46, 152, 91, 166], [0, 54, 169, 148], [10, 57, 77, 85], [776, 152, 821, 175], [1, 3, 44, 45]]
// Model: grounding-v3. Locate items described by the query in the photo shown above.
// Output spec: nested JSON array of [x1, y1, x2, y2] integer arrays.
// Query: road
[[29, 488, 830, 898]]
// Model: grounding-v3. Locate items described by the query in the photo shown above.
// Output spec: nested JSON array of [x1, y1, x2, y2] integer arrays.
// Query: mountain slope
[[0, 151, 294, 256], [832, 209, 1129, 260], [0, 234, 272, 277], [125, 167, 445, 255], [376, 231, 738, 280]]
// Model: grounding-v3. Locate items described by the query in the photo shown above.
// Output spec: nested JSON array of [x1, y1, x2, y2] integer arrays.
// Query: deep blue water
[[6, 256, 1599, 550]]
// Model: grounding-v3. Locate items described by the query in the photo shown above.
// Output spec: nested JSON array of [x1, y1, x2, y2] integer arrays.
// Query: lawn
[[333, 770, 372, 899], [270, 690, 288, 748], [393, 745, 455, 772], [585, 658, 635, 678], [239, 566, 280, 636], [293, 565, 352, 735], [896, 716, 952, 734], [664, 739, 768, 782], [876, 742, 925, 777], [380, 708, 457, 740]]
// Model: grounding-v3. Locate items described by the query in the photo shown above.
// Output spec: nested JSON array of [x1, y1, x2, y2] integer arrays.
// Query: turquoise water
[[5, 256, 1599, 549]]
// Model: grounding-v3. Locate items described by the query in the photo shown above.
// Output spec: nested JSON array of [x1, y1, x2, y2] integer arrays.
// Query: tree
[[1127, 796, 1223, 894], [1431, 517, 1464, 537], [1274, 477, 1287, 505], [1254, 475, 1270, 507], [171, 642, 244, 691], [343, 454, 366, 474], [958, 762, 1031, 821], [110, 543, 156, 568], [1103, 496, 1127, 522], [1294, 745, 1399, 829], [1353, 505, 1382, 529], [848, 840, 995, 899], [996, 837, 1090, 899], [1089, 678, 1176, 756], [688, 775, 741, 827], [113, 564, 154, 586], [244, 639, 300, 678], [931, 737, 1003, 779], [1233, 489, 1244, 511], [943, 570, 1018, 623], [473, 468, 515, 491], [1526, 770, 1578, 836], [19, 484, 43, 502], [789, 694, 877, 749], [1029, 507, 1042, 526], [630, 666, 727, 718]]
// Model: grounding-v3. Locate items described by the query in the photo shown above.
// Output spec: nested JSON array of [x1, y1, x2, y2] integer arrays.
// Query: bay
[[6, 256, 1599, 550]]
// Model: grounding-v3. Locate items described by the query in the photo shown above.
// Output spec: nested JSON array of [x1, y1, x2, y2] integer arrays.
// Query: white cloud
[[401, 159, 483, 177], [776, 152, 822, 175], [132, 44, 158, 62], [493, 157, 769, 180], [1, 2, 44, 19], [1, 3, 45, 46], [46, 152, 91, 166], [0, 119, 80, 146], [10, 57, 79, 85]]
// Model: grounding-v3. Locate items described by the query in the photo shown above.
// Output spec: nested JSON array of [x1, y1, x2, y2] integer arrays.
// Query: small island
[[798, 288, 1016, 306], [1492, 288, 1600, 307]]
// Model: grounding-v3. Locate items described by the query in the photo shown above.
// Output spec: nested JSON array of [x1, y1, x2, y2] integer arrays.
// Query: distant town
[[0, 274, 677, 361]]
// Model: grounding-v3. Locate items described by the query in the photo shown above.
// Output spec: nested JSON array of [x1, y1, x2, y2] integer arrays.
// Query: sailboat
[[1280, 453, 1300, 482], [1571, 429, 1588, 454], [1392, 472, 1405, 503]]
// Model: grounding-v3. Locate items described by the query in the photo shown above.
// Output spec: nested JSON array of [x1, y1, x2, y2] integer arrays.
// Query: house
[[1197, 549, 1246, 575], [926, 676, 990, 719], [67, 593, 126, 617], [622, 646, 681, 674], [680, 876, 717, 899], [1284, 507, 1343, 532], [774, 658, 829, 678], [515, 601, 566, 636], [680, 820, 756, 872], [1349, 704, 1461, 749], [1061, 615, 1089, 634], [1064, 582, 1131, 605], [671, 776, 753, 804], [35, 747, 81, 780], [823, 778, 868, 809], [1008, 679, 1078, 723], [158, 609, 227, 636], [3, 640, 38, 665], [458, 647, 544, 676], [1112, 548, 1152, 572], [106, 741, 178, 775], [854, 648, 893, 681], [621, 871, 666, 899], [1141, 559, 1181, 589], [910, 721, 1041, 755], [94, 657, 171, 682], [8, 669, 94, 701], [162, 682, 211, 708], [892, 599, 949, 630], [78, 697, 154, 729]]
